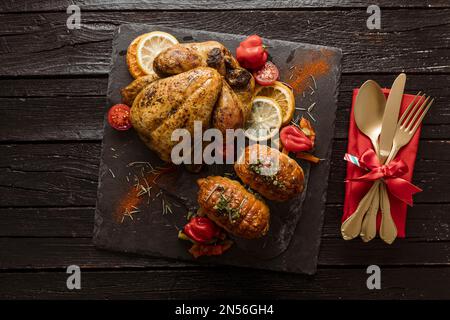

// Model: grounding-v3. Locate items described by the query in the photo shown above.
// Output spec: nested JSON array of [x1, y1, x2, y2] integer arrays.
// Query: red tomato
[[108, 104, 132, 131], [253, 61, 279, 86]]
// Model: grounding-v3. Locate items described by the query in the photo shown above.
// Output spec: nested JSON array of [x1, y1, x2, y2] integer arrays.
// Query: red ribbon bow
[[349, 149, 422, 206]]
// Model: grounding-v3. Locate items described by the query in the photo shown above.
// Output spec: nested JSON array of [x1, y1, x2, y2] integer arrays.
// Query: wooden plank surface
[[0, 143, 99, 207], [1, 75, 448, 140], [2, 1, 450, 12], [1, 4, 449, 299], [1, 236, 450, 270], [0, 140, 448, 207], [1, 268, 449, 299], [3, 204, 449, 240], [0, 10, 449, 76], [2, 204, 449, 241]]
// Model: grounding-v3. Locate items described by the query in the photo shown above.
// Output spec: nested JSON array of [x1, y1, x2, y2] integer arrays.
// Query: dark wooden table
[[1, 1, 449, 299]]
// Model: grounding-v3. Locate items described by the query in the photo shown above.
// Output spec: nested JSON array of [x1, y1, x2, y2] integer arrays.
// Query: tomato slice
[[253, 61, 279, 86], [108, 104, 132, 131]]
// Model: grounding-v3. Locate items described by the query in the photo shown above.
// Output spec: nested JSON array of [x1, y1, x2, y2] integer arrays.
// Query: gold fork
[[384, 94, 433, 164], [360, 93, 434, 243]]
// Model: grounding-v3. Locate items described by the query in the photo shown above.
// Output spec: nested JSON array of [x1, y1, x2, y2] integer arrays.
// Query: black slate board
[[93, 24, 341, 274]]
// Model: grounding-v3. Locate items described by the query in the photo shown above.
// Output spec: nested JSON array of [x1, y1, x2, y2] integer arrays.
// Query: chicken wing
[[234, 144, 304, 202], [121, 74, 159, 106], [154, 41, 235, 77], [197, 176, 270, 239], [130, 67, 222, 162], [229, 71, 255, 122], [212, 80, 245, 134]]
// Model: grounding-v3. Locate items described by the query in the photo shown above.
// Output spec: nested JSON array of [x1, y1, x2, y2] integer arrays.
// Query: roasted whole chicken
[[123, 40, 255, 162], [234, 144, 305, 201], [130, 67, 222, 162], [197, 176, 270, 239]]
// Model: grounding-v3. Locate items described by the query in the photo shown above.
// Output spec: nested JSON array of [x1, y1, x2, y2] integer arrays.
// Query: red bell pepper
[[280, 125, 313, 152], [183, 216, 221, 244], [236, 35, 268, 70]]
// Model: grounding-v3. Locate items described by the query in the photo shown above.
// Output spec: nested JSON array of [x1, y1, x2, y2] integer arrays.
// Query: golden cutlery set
[[341, 73, 434, 244]]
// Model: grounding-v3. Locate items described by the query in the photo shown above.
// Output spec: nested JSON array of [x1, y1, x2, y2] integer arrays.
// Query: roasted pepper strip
[[280, 125, 313, 152], [299, 117, 316, 147], [296, 152, 320, 163], [189, 240, 233, 259]]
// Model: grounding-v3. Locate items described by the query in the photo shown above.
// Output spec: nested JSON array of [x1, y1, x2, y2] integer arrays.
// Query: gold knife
[[379, 73, 406, 163], [377, 73, 406, 243]]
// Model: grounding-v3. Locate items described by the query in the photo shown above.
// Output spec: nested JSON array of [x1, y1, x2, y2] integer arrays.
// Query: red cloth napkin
[[342, 89, 422, 238]]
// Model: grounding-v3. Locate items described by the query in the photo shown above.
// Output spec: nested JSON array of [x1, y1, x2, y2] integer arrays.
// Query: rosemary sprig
[[310, 74, 317, 90], [120, 207, 140, 223], [186, 211, 196, 221], [162, 196, 174, 215], [126, 161, 154, 169], [205, 184, 220, 202], [307, 102, 316, 112], [307, 112, 316, 122]]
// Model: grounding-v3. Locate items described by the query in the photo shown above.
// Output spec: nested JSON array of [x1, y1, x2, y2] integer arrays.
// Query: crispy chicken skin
[[153, 41, 253, 91], [231, 74, 255, 122], [154, 41, 237, 77], [153, 45, 204, 77], [121, 74, 159, 106], [235, 145, 305, 202], [212, 80, 245, 133], [153, 41, 255, 125], [197, 176, 270, 239], [130, 67, 222, 162]]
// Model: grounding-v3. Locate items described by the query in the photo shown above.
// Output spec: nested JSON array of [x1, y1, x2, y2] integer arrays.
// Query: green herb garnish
[[213, 189, 241, 223], [186, 210, 196, 221], [248, 159, 285, 189]]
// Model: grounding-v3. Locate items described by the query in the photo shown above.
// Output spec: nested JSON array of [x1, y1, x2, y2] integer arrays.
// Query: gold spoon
[[354, 80, 386, 155], [341, 80, 386, 240]]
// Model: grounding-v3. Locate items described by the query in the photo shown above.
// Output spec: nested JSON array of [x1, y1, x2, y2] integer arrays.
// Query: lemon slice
[[127, 34, 147, 79], [136, 31, 178, 75], [244, 97, 283, 142], [255, 81, 295, 125]]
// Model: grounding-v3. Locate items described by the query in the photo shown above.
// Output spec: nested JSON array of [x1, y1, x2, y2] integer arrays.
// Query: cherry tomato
[[107, 104, 132, 131], [253, 61, 279, 86]]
